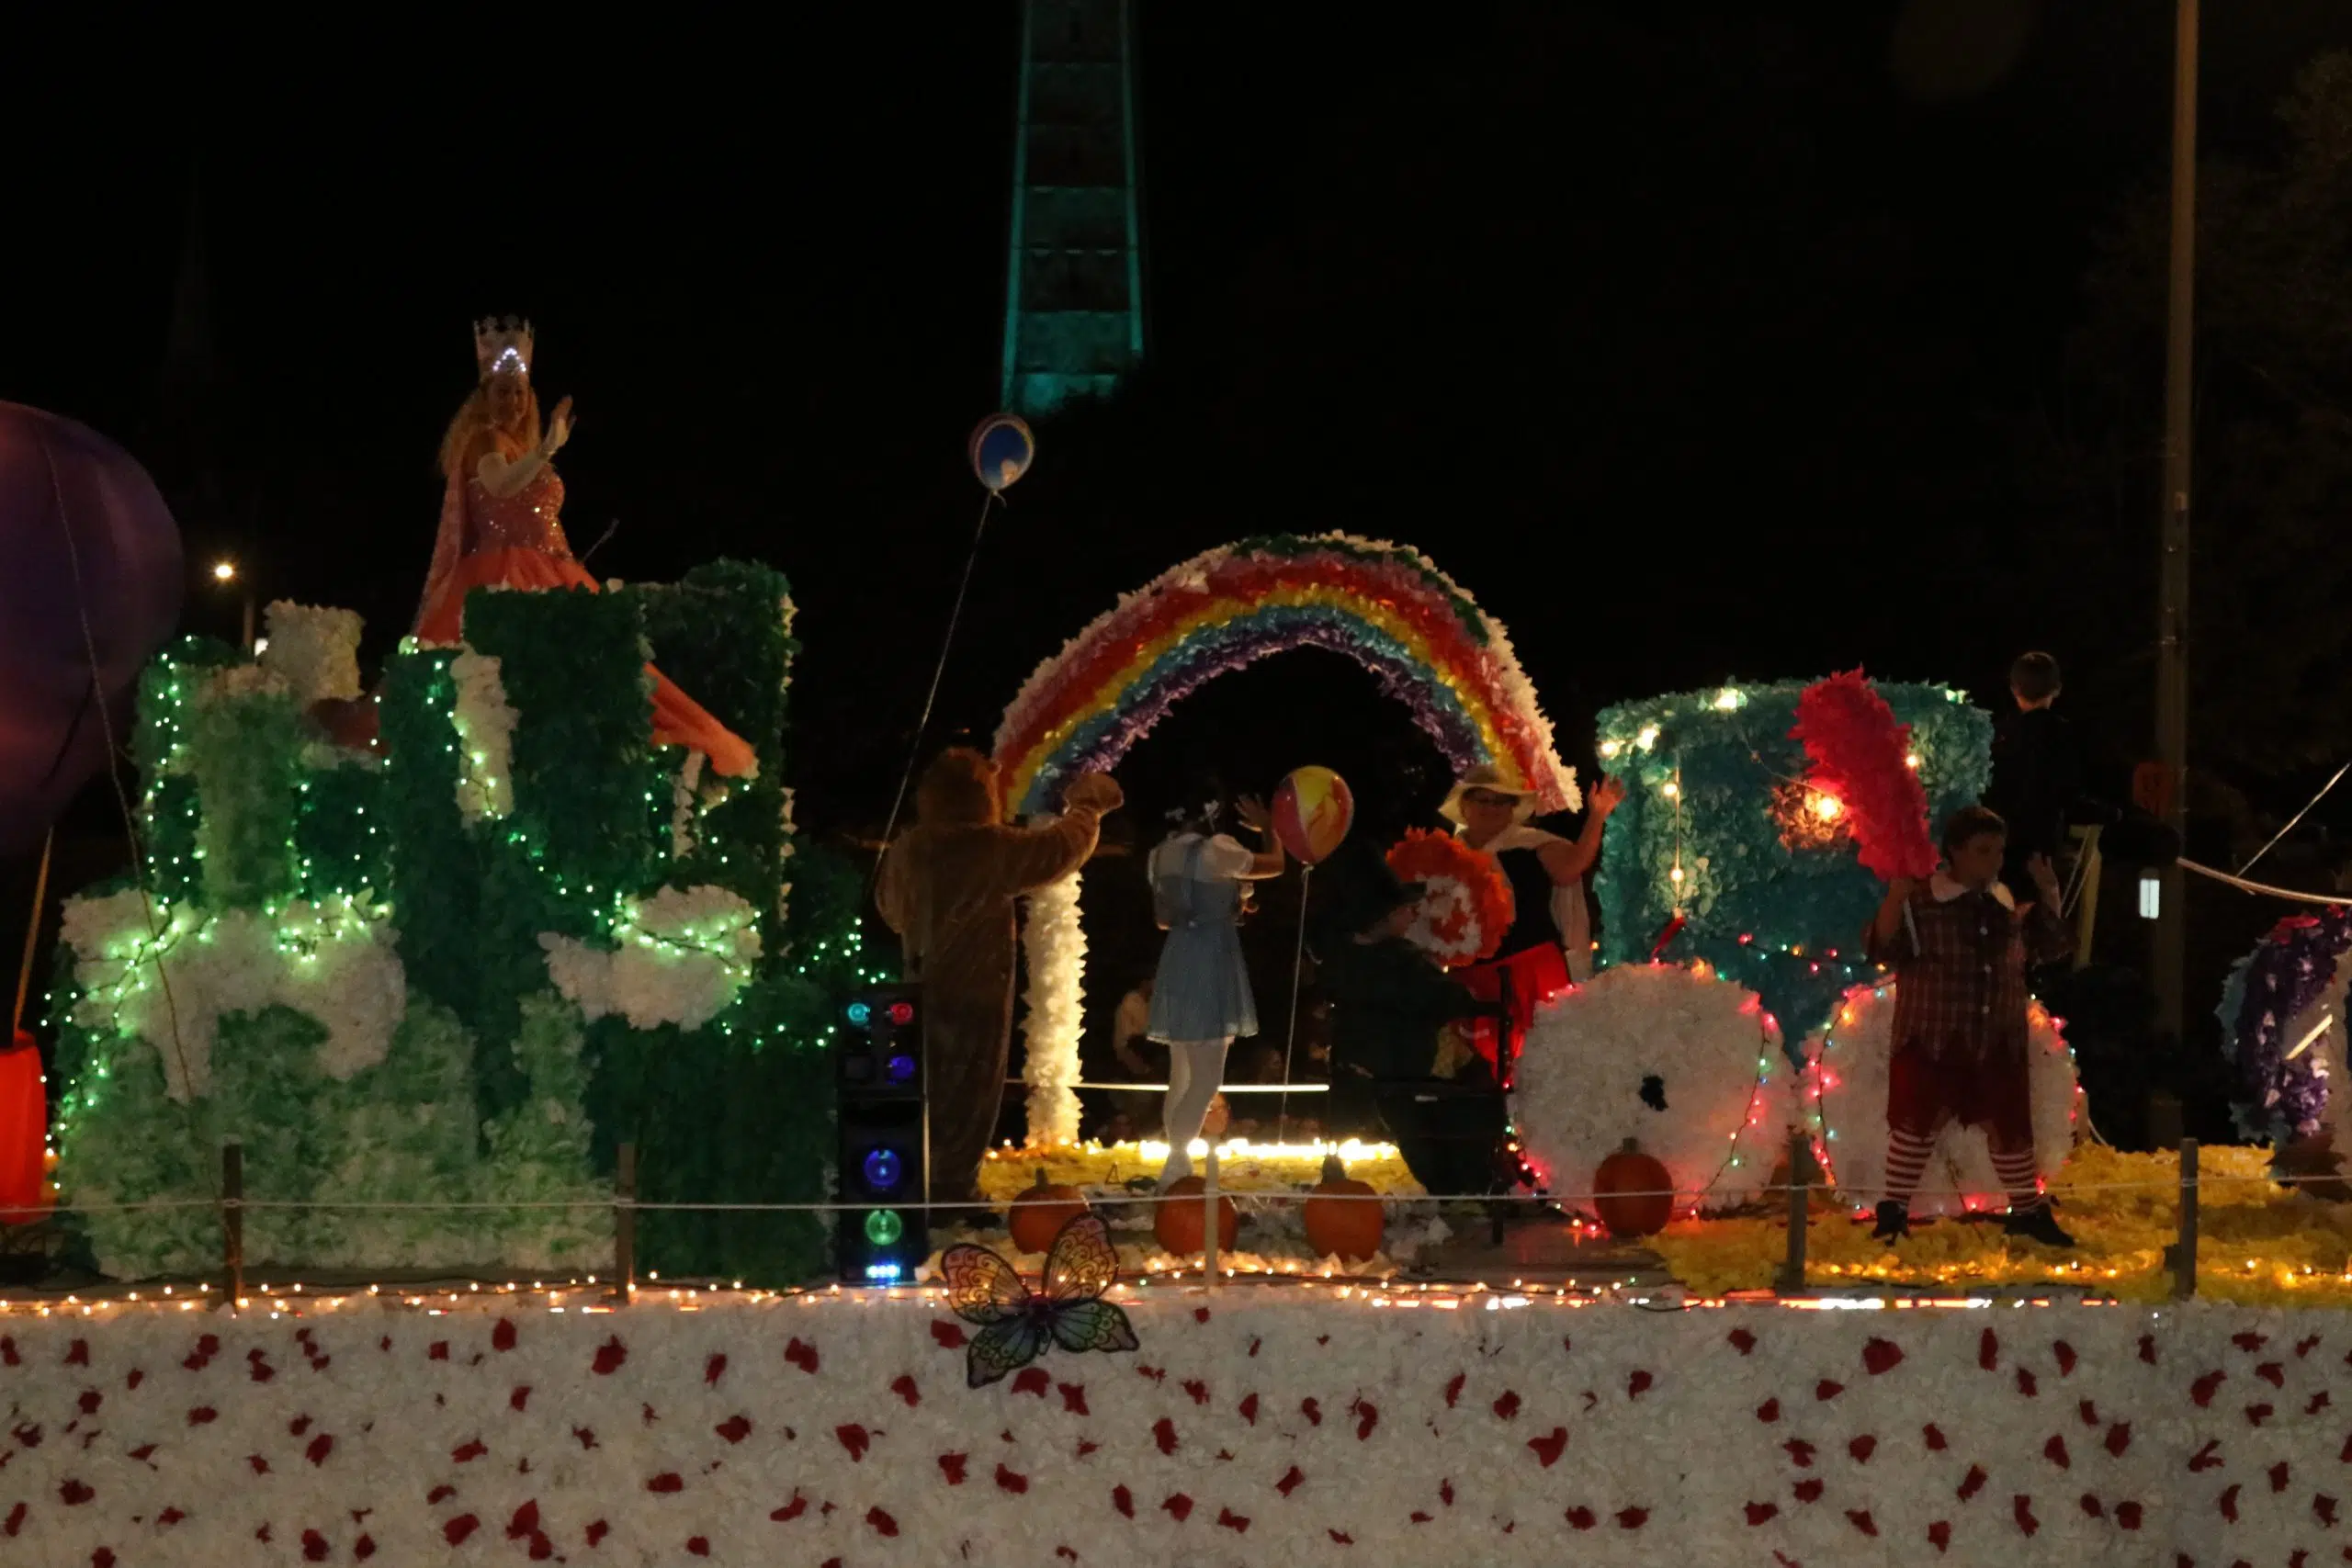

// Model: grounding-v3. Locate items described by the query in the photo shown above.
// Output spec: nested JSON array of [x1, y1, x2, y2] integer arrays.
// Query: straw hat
[[1438, 763, 1536, 827]]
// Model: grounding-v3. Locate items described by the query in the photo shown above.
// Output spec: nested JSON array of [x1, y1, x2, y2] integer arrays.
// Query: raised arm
[[1231, 795, 1287, 879], [475, 395, 575, 497], [1536, 775, 1626, 885], [1865, 876, 1919, 964], [988, 772, 1125, 896]]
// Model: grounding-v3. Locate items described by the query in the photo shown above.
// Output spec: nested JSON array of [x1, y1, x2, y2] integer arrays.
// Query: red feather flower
[[1789, 670, 1936, 881]]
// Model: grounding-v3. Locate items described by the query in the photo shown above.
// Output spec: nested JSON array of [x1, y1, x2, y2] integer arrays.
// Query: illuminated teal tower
[[1000, 0, 1147, 415]]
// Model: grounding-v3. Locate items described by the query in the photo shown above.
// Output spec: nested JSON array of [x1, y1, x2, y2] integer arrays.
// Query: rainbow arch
[[993, 534, 1574, 817]]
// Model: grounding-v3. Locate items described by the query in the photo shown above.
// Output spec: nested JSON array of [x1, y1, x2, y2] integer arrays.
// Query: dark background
[[7, 2, 2352, 1139]]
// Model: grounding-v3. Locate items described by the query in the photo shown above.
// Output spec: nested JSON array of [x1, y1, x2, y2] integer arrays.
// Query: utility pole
[[2153, 0, 2199, 1048]]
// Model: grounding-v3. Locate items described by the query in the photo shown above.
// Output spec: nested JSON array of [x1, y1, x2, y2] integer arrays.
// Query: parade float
[[7, 525, 2352, 1567]]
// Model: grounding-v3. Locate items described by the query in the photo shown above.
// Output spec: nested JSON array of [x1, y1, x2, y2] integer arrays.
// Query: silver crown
[[473, 316, 534, 381]]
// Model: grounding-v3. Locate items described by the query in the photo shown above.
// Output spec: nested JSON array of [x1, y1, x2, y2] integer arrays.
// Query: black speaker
[[837, 984, 927, 1283]]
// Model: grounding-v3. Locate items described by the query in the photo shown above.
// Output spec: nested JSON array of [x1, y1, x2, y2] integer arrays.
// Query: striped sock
[[1991, 1145, 2044, 1214], [1883, 1128, 1935, 1206]]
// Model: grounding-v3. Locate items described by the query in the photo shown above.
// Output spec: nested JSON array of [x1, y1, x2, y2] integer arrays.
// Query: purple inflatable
[[0, 403, 182, 852]]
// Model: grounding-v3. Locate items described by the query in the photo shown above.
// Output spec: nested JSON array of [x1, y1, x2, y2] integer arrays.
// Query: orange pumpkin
[[1592, 1138, 1675, 1238], [1153, 1175, 1238, 1256], [1008, 1168, 1089, 1255], [1302, 1154, 1383, 1263]]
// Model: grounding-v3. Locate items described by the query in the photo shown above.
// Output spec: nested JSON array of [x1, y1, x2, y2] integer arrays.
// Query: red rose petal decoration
[[1849, 1435, 1877, 1464], [1, 1503, 20, 1536], [997, 1463, 1030, 1494], [2116, 1500, 2143, 1529], [687, 1539, 711, 1557], [1492, 1391, 1521, 1420], [1277, 1465, 1304, 1497], [508, 1501, 541, 1540], [889, 1373, 920, 1408], [1863, 1337, 1904, 1375], [2248, 1402, 2276, 1427], [1301, 1397, 1322, 1427], [1616, 1506, 1649, 1529], [1234, 1392, 1254, 1425], [1351, 1398, 1379, 1440], [427, 1485, 456, 1506], [1794, 1479, 1825, 1504], [2139, 1334, 2158, 1364], [865, 1506, 899, 1537], [2053, 1340, 2077, 1375], [444, 1515, 480, 1546], [2189, 1438, 2223, 1472], [452, 1439, 486, 1463], [492, 1319, 517, 1352], [1815, 1379, 1844, 1402], [1329, 1529, 1353, 1544], [2233, 1330, 2267, 1351], [1152, 1416, 1179, 1455], [1162, 1493, 1193, 1522], [301, 1530, 330, 1562], [2015, 1367, 2038, 1397], [1528, 1427, 1568, 1468], [63, 1339, 87, 1366], [1566, 1506, 1597, 1529], [1928, 1521, 1953, 1553], [1746, 1502, 1780, 1525], [1979, 1329, 1999, 1370], [2106, 1422, 2132, 1457], [785, 1337, 820, 1374], [427, 1342, 448, 1361], [591, 1337, 627, 1376], [2269, 1461, 2291, 1493], [1217, 1507, 1250, 1533], [1182, 1378, 1210, 1406], [646, 1472, 684, 1494], [187, 1406, 216, 1426], [835, 1424, 872, 1461], [1959, 1464, 1988, 1501], [2315, 1494, 2339, 1526], [1758, 1398, 1781, 1424], [2044, 1435, 2070, 1469], [1729, 1327, 1757, 1354], [2191, 1371, 2225, 1406], [1112, 1485, 1134, 1517], [2078, 1494, 2103, 1518], [932, 1320, 967, 1348], [2219, 1483, 2242, 1522], [58, 1478, 93, 1506], [305, 1434, 334, 1467], [1847, 1508, 1878, 1536], [1628, 1371, 1654, 1399], [1784, 1439, 1816, 1468], [2012, 1494, 2040, 1536], [716, 1416, 752, 1445], [1444, 1372, 1464, 1407], [771, 1495, 808, 1522]]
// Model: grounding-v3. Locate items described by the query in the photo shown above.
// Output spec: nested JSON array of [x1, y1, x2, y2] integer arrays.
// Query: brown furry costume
[[876, 750, 1123, 1200]]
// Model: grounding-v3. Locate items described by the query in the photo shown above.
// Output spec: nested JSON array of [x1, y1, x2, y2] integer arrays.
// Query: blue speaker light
[[862, 1146, 903, 1191], [885, 1054, 917, 1084]]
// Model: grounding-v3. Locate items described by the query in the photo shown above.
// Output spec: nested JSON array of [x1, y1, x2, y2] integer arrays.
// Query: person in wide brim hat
[[1442, 760, 1627, 1077], [1437, 763, 1540, 828]]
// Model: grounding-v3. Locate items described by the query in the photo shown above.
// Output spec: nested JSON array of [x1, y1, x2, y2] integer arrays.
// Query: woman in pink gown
[[413, 319, 755, 777]]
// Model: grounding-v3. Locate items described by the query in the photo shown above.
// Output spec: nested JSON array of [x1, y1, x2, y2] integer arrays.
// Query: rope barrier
[[31, 1168, 2314, 1216]]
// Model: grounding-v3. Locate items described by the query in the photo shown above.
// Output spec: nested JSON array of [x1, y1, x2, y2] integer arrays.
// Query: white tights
[[1157, 1038, 1232, 1186]]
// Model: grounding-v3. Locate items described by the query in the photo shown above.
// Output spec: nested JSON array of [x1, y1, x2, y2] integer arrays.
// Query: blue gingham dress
[[1145, 834, 1259, 1043]]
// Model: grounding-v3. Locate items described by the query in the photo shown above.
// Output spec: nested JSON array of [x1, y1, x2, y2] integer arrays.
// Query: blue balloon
[[968, 413, 1035, 493], [0, 403, 183, 852]]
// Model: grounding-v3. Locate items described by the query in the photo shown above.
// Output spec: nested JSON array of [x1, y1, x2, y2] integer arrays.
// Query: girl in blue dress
[[1147, 792, 1285, 1186]]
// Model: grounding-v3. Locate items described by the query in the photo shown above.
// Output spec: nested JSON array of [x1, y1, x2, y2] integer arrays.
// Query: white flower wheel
[[1510, 960, 1793, 1218], [1802, 979, 2081, 1215]]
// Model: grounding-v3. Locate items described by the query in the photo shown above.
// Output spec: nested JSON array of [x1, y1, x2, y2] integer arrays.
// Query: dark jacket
[[1987, 707, 2083, 861], [1318, 935, 1484, 1080]]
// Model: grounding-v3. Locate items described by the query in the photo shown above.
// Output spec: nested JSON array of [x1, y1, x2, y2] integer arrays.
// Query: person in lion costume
[[876, 750, 1124, 1202]]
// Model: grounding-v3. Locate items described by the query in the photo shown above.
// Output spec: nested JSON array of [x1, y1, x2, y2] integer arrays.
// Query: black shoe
[[1871, 1200, 1910, 1243], [2003, 1206, 2075, 1247]]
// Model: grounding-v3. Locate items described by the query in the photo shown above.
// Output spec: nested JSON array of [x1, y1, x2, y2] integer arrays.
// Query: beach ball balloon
[[1272, 766, 1354, 865], [968, 412, 1035, 493]]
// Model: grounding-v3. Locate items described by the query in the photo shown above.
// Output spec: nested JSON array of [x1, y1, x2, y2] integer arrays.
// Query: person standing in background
[[1109, 976, 1164, 1137], [1985, 652, 2084, 910]]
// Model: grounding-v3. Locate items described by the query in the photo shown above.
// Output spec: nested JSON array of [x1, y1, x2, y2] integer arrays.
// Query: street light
[[210, 558, 254, 651]]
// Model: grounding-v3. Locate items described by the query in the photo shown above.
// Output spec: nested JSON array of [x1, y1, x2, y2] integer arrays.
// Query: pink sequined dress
[[413, 462, 756, 777]]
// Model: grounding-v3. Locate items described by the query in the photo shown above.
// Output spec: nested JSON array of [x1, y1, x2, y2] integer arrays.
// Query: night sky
[[7, 2, 2352, 1077]]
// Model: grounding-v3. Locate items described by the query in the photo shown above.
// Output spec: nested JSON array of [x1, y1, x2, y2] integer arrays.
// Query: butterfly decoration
[[940, 1213, 1140, 1389]]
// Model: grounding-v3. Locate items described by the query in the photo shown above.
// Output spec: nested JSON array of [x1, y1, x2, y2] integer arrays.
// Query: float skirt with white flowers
[[3, 1292, 2351, 1564]]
